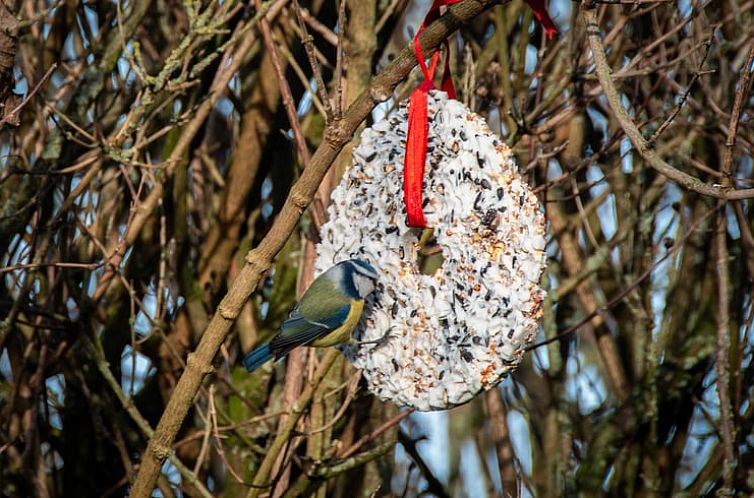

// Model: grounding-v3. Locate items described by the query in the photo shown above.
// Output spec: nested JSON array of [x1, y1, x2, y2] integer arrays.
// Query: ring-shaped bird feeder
[[316, 91, 547, 411]]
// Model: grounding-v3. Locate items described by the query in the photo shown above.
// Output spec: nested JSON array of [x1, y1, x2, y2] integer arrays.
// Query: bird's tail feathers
[[243, 344, 273, 372]]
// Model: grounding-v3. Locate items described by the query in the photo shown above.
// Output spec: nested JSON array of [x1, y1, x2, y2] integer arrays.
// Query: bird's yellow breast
[[310, 299, 364, 347]]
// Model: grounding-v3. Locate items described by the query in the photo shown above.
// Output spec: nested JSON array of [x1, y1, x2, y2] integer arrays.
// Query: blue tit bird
[[243, 259, 379, 372]]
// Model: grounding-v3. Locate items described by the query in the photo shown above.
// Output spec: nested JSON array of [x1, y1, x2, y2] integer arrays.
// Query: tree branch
[[581, 4, 754, 200], [129, 1, 504, 494]]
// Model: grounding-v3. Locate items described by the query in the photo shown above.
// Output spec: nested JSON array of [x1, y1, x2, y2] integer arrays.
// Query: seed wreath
[[316, 91, 547, 411]]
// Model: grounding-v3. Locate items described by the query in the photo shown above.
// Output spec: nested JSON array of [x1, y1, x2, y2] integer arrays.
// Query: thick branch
[[485, 389, 519, 497], [129, 0, 502, 494], [715, 210, 735, 491]]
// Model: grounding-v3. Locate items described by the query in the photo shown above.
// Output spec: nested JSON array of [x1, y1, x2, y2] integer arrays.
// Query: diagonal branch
[[128, 0, 505, 495]]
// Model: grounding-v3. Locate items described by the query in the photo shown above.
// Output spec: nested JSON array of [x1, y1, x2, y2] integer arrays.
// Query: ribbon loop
[[403, 0, 557, 228]]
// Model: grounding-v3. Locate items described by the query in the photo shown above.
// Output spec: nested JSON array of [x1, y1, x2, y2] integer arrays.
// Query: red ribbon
[[403, 0, 557, 228], [524, 0, 558, 39]]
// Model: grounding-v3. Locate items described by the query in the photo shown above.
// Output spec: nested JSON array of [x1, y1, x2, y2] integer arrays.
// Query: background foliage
[[1, 0, 753, 496]]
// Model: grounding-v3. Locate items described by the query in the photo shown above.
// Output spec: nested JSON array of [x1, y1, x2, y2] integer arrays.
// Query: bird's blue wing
[[268, 303, 351, 359]]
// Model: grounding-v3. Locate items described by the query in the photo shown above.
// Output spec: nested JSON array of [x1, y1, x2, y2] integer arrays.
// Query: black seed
[[440, 318, 449, 328], [423, 197, 430, 207], [472, 336, 483, 345], [508, 329, 515, 339], [385, 226, 398, 234], [502, 297, 510, 307], [392, 359, 400, 371], [461, 350, 473, 362], [482, 209, 497, 227], [496, 188, 504, 200], [485, 290, 492, 301], [519, 194, 525, 206], [476, 153, 484, 168], [481, 179, 491, 189], [459, 130, 467, 141], [410, 309, 418, 318], [498, 206, 508, 213], [503, 309, 512, 318], [439, 370, 445, 380], [512, 256, 517, 267], [366, 152, 377, 162], [391, 302, 399, 317]]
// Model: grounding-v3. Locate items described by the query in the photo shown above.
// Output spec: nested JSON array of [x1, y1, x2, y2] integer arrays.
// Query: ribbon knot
[[403, 0, 557, 228]]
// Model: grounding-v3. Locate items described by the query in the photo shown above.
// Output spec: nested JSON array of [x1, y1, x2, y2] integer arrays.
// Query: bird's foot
[[351, 328, 394, 349]]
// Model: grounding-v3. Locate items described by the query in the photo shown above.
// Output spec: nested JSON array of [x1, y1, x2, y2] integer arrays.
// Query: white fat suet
[[316, 91, 547, 411]]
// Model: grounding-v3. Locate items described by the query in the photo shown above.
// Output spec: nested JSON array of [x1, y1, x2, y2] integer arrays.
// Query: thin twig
[[193, 387, 213, 476], [299, 7, 338, 46], [338, 409, 413, 460], [0, 63, 57, 127], [293, 0, 333, 122], [647, 35, 714, 145], [0, 261, 100, 275], [376, 0, 406, 33], [299, 372, 360, 436], [333, 0, 347, 119], [721, 40, 754, 184], [208, 385, 253, 485], [257, 0, 312, 166], [276, 40, 328, 117], [398, 430, 450, 498]]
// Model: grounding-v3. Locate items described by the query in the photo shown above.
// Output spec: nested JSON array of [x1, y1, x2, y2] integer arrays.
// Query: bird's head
[[336, 259, 379, 299]]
